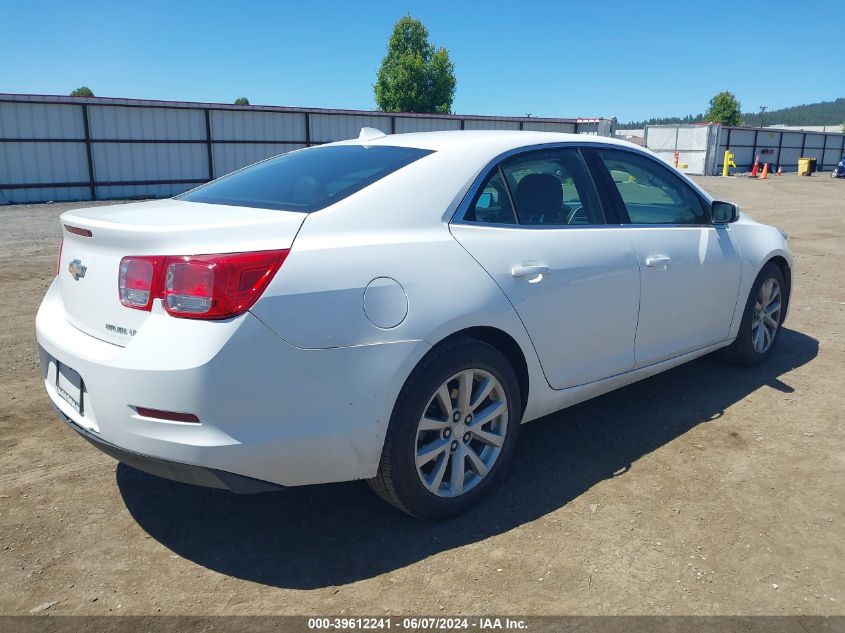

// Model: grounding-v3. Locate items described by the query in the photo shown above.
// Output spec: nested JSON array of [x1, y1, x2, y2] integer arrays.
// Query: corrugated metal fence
[[714, 126, 845, 174], [645, 123, 845, 176], [0, 94, 615, 204]]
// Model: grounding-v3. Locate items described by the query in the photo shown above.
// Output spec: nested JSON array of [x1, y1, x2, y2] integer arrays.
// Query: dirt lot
[[0, 174, 843, 616]]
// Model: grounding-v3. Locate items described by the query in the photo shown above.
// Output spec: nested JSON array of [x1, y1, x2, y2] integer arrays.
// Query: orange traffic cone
[[760, 163, 769, 179], [751, 155, 759, 177], [776, 166, 782, 176]]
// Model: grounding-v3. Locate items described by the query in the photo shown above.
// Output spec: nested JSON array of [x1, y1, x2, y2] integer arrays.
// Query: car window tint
[[465, 168, 517, 224], [597, 150, 707, 225], [325, 167, 383, 195], [501, 149, 604, 226], [178, 145, 433, 212]]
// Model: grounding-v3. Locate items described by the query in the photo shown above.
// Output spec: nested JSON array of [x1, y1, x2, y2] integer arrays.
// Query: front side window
[[597, 149, 707, 225], [501, 149, 604, 226], [179, 145, 433, 212]]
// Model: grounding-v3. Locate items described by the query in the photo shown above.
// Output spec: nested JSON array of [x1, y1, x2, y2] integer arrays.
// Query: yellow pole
[[723, 149, 736, 177]]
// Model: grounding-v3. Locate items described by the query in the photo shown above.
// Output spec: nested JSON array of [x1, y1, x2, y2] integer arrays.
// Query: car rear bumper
[[36, 279, 430, 488], [55, 405, 283, 493]]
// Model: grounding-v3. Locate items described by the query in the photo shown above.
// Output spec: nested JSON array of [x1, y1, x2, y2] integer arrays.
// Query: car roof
[[329, 129, 713, 206], [332, 129, 641, 153]]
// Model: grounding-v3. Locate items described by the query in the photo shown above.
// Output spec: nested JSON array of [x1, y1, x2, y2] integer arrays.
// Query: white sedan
[[36, 130, 791, 519]]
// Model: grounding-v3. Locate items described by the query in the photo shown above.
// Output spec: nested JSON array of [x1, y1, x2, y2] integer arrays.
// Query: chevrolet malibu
[[36, 130, 792, 519]]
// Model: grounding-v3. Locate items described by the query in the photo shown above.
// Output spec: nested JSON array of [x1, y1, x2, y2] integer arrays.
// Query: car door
[[586, 147, 742, 367], [450, 147, 641, 390]]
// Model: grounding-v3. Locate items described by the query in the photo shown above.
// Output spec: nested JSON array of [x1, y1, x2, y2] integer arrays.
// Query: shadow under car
[[116, 327, 817, 589]]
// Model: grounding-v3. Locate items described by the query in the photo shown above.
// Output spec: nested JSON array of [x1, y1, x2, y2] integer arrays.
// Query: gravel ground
[[0, 174, 842, 615]]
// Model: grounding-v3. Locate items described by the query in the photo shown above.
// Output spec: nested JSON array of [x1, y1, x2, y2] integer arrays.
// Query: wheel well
[[436, 327, 530, 413]]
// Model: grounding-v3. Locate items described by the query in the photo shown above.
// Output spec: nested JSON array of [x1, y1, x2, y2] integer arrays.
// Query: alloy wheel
[[414, 369, 508, 498], [751, 277, 782, 353]]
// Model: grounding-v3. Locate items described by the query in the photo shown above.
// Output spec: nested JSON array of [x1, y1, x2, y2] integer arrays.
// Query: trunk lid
[[58, 199, 305, 346]]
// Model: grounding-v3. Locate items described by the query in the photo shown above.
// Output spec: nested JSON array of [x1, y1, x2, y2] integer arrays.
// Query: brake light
[[119, 257, 161, 310], [166, 260, 214, 314], [118, 250, 288, 319]]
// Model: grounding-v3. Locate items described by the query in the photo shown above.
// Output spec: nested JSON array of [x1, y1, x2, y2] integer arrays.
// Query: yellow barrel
[[798, 157, 812, 176]]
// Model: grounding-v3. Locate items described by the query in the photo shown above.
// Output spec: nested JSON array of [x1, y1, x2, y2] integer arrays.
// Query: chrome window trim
[[449, 141, 715, 229], [620, 223, 718, 229], [451, 222, 621, 231]]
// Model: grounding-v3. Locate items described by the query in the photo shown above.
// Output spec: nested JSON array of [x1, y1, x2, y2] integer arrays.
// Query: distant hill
[[620, 98, 845, 129]]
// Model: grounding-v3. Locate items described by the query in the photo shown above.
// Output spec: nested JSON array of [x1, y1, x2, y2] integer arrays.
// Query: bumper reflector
[[64, 224, 93, 237], [135, 407, 200, 424]]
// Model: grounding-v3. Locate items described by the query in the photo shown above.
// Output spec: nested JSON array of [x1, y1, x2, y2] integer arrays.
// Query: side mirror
[[711, 201, 739, 224]]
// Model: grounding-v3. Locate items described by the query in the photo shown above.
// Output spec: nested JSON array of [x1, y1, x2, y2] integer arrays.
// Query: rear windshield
[[178, 144, 433, 212]]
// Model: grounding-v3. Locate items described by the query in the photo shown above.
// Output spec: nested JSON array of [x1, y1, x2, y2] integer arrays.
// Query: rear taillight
[[118, 250, 288, 319], [166, 259, 214, 315], [56, 237, 63, 276], [119, 257, 162, 310]]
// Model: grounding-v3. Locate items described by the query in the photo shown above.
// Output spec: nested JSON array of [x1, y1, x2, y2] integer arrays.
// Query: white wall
[[645, 124, 716, 175]]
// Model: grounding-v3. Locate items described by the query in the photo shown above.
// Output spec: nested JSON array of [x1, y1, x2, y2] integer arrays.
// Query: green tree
[[234, 97, 250, 105], [374, 16, 456, 113], [70, 86, 94, 97], [705, 91, 742, 126]]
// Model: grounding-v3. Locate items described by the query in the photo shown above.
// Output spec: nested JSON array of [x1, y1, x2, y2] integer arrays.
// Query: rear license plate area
[[56, 362, 84, 416]]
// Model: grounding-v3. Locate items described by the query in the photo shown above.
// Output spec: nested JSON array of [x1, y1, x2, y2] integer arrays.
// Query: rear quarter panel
[[251, 145, 510, 348], [249, 145, 552, 421]]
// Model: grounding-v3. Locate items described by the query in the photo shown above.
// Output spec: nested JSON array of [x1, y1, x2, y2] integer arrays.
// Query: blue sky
[[2, 0, 840, 121]]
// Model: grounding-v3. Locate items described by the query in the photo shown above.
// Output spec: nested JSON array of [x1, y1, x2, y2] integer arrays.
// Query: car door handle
[[645, 255, 672, 268], [511, 264, 550, 278]]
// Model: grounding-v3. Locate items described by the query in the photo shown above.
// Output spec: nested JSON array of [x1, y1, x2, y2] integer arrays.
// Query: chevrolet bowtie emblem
[[68, 259, 87, 281]]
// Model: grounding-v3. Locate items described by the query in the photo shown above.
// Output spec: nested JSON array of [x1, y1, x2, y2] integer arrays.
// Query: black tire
[[369, 337, 522, 520], [721, 262, 787, 366]]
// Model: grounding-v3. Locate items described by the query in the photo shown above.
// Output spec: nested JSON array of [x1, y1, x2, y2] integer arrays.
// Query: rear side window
[[178, 145, 433, 212], [465, 168, 517, 224], [463, 148, 604, 226], [501, 149, 604, 225]]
